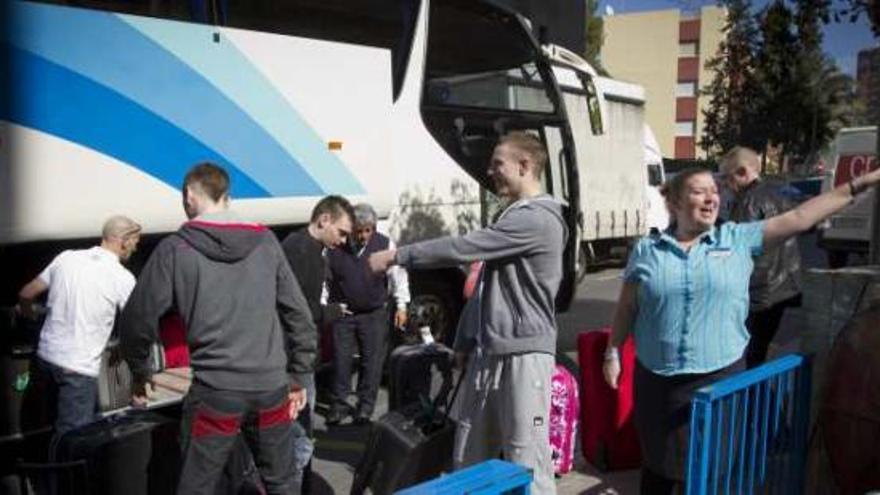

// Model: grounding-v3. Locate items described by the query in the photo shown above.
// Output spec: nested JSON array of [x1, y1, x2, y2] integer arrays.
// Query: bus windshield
[[420, 0, 566, 192], [423, 1, 556, 114]]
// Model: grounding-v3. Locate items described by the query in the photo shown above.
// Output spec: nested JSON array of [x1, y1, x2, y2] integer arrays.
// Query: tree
[[747, 0, 851, 166], [584, 0, 605, 74], [700, 0, 763, 156], [815, 58, 864, 133], [753, 1, 802, 165]]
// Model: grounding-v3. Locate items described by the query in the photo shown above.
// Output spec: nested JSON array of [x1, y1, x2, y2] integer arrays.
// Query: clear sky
[[599, 0, 878, 77]]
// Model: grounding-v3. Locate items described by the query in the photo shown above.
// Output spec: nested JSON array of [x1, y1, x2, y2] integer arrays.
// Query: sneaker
[[325, 408, 347, 426], [353, 408, 372, 425]]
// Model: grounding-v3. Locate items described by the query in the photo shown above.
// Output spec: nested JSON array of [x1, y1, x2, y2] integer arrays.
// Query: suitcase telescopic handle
[[430, 362, 466, 420]]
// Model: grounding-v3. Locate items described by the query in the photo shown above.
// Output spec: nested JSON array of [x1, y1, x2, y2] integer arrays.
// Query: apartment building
[[602, 6, 726, 159]]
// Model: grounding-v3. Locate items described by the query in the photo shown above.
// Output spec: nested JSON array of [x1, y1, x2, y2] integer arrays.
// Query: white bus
[[0, 0, 581, 341]]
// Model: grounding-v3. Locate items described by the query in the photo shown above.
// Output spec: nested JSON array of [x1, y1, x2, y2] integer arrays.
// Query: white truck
[[543, 46, 654, 278], [817, 126, 878, 267], [0, 0, 582, 347]]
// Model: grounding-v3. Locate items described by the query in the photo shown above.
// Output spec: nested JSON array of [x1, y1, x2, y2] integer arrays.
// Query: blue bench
[[396, 460, 532, 494]]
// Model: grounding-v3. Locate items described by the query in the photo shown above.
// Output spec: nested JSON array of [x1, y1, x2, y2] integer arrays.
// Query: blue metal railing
[[396, 460, 532, 494], [686, 354, 812, 495]]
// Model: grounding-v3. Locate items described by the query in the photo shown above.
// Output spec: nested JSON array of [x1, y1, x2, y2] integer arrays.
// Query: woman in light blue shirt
[[603, 166, 880, 494]]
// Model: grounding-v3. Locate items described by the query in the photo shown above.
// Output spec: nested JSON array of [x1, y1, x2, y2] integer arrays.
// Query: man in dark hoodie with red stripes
[[120, 162, 317, 494]]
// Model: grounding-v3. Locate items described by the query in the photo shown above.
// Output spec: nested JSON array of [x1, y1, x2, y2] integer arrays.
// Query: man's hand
[[602, 359, 621, 390], [14, 302, 36, 321], [338, 303, 353, 317], [288, 387, 307, 420], [131, 377, 156, 408], [394, 309, 408, 329], [368, 249, 396, 274]]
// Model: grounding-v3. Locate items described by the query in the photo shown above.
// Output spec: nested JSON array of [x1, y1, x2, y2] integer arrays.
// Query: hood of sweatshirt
[[502, 195, 568, 240], [177, 211, 268, 263]]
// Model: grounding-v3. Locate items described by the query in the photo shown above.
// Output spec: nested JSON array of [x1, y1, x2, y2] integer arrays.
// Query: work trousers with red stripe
[[178, 381, 297, 495]]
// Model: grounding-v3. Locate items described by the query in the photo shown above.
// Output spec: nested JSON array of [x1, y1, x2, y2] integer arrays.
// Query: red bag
[[549, 363, 579, 476], [577, 329, 641, 471], [159, 313, 189, 368]]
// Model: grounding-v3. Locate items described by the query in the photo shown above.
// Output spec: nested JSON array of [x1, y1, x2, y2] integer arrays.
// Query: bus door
[[418, 0, 580, 310]]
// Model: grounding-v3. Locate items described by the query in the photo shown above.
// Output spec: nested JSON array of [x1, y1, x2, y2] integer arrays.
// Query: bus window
[[422, 2, 555, 114], [420, 0, 566, 191]]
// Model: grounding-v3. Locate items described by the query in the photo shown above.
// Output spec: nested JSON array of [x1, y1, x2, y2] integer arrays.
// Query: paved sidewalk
[[309, 373, 641, 494]]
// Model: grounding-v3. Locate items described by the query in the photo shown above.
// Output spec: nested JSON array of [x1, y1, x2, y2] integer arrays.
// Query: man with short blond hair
[[18, 215, 141, 434], [721, 146, 802, 367], [369, 132, 565, 494]]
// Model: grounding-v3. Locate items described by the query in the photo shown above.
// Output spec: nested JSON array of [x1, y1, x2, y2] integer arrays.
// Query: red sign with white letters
[[834, 153, 878, 187]]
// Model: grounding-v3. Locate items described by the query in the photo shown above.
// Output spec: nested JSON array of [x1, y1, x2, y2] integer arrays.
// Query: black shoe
[[353, 409, 372, 425], [325, 408, 346, 426]]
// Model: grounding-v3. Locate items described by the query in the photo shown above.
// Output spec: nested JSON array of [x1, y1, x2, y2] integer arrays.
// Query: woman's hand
[[603, 358, 621, 390]]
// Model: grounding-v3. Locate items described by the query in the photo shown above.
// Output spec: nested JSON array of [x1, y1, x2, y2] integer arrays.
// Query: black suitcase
[[54, 409, 181, 495], [351, 362, 462, 495], [387, 343, 454, 411], [1, 308, 51, 442]]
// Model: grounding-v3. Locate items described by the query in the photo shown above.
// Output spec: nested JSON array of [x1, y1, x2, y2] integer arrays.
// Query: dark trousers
[[640, 467, 678, 495], [37, 358, 97, 436], [634, 358, 744, 482], [330, 308, 388, 416], [745, 296, 799, 368], [178, 382, 296, 495]]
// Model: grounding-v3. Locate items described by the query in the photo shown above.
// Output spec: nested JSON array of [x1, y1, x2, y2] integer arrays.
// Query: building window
[[679, 42, 698, 57], [676, 82, 697, 97], [676, 121, 695, 137]]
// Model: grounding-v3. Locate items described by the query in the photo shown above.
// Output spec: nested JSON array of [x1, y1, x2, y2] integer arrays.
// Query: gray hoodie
[[120, 210, 317, 392], [396, 195, 567, 356]]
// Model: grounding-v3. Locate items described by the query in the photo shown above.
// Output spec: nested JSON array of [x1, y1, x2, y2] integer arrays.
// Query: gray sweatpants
[[452, 351, 556, 495]]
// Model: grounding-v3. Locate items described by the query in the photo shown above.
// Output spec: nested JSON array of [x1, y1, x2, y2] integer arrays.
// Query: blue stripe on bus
[[3, 46, 271, 198], [120, 16, 365, 195], [5, 1, 344, 197]]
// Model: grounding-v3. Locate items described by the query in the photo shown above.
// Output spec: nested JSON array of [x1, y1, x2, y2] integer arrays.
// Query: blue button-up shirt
[[624, 221, 765, 376]]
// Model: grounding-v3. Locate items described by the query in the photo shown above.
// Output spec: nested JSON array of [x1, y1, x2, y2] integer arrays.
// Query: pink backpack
[[549, 363, 580, 476]]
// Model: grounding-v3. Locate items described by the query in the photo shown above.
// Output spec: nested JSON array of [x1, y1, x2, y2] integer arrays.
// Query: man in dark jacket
[[280, 195, 354, 493], [281, 195, 354, 336], [721, 147, 802, 367], [325, 203, 409, 425], [120, 163, 316, 494]]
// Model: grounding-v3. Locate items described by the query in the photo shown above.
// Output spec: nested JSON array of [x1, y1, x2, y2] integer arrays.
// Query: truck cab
[[817, 126, 878, 267]]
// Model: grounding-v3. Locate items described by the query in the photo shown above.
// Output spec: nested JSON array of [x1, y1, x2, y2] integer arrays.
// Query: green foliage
[[700, 0, 762, 155], [584, 0, 606, 74], [754, 1, 802, 157], [702, 0, 863, 165]]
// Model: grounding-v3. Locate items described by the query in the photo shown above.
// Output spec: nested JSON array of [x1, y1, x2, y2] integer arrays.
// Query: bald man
[[720, 147, 802, 367], [17, 215, 141, 434]]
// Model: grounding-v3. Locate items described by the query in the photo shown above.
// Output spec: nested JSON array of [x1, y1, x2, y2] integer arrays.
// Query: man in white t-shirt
[[17, 215, 141, 434]]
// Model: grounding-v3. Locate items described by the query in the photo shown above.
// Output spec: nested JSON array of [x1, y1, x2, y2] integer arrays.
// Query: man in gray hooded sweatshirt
[[369, 131, 566, 494], [121, 162, 316, 494]]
